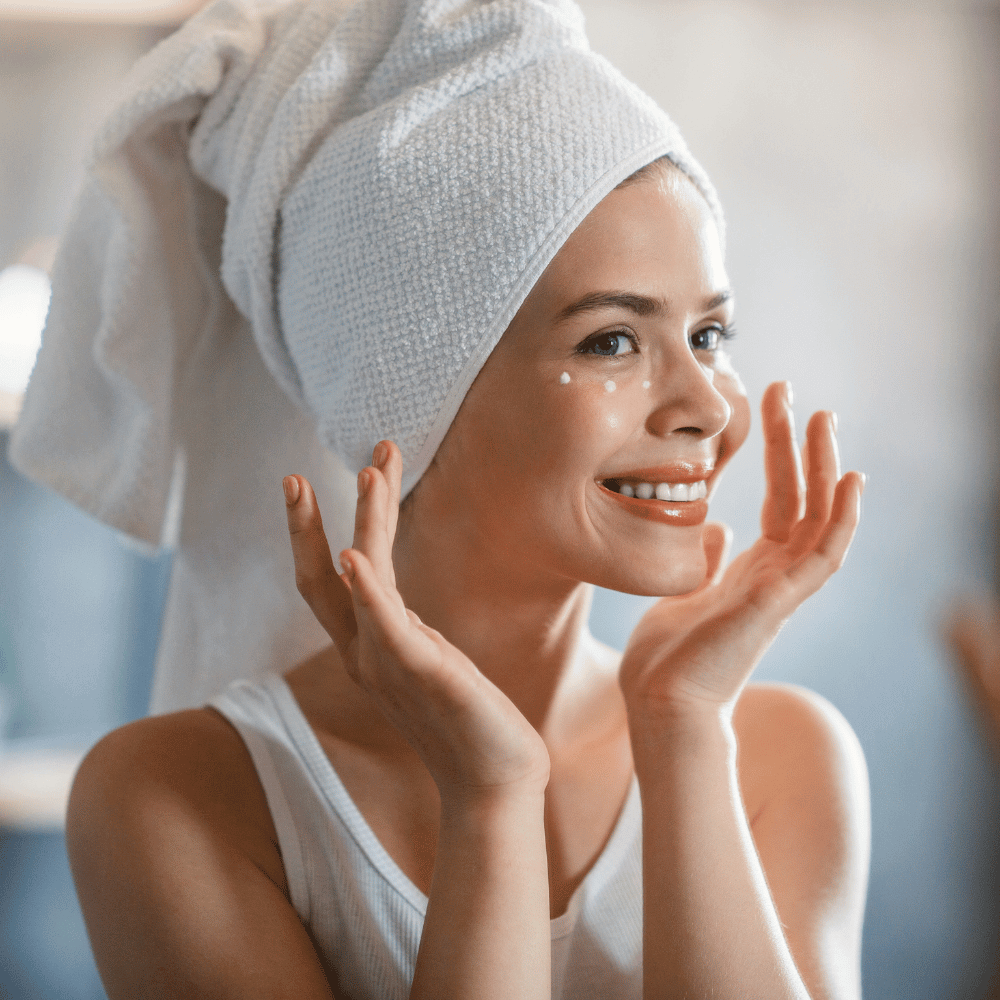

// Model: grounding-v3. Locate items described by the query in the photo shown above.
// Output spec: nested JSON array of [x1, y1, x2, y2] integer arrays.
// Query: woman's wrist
[[437, 779, 548, 827], [625, 693, 737, 782]]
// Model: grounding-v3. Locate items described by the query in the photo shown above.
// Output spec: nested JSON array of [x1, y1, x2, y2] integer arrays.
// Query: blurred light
[[0, 264, 50, 396]]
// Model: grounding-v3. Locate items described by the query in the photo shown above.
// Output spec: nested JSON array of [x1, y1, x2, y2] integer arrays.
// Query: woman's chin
[[589, 541, 708, 598]]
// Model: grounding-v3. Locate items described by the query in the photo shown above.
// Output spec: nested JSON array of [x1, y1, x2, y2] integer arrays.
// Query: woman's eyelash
[[691, 324, 737, 351], [575, 330, 638, 356]]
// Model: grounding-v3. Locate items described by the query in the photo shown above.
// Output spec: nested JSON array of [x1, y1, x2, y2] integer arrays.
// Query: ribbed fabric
[[209, 673, 644, 999]]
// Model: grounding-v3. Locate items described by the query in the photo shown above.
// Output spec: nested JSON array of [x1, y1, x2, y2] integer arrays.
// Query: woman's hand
[[283, 442, 550, 802], [619, 381, 865, 730]]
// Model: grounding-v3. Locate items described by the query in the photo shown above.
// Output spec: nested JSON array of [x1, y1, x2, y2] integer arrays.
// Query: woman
[[66, 162, 868, 998], [14, 0, 868, 996]]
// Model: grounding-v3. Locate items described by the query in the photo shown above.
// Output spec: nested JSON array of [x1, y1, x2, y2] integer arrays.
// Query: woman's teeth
[[615, 480, 708, 502]]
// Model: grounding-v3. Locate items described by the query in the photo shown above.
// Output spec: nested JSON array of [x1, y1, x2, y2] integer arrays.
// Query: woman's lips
[[597, 481, 709, 526]]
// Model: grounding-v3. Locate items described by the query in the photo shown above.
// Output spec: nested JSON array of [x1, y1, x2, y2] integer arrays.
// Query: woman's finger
[[375, 440, 404, 549], [702, 521, 733, 588], [341, 548, 438, 680], [352, 452, 398, 592], [785, 470, 863, 599], [795, 411, 840, 549], [284, 475, 356, 653], [760, 382, 805, 543]]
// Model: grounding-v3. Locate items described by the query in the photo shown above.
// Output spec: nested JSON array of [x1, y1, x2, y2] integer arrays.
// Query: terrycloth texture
[[9, 0, 722, 712]]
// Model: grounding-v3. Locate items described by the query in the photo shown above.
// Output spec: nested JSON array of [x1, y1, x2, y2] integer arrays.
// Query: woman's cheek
[[549, 370, 626, 434]]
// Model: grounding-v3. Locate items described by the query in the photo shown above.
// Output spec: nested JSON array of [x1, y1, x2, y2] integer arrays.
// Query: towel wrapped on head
[[9, 0, 722, 712]]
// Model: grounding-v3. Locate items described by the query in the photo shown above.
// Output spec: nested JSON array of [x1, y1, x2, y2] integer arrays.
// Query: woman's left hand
[[619, 380, 864, 729]]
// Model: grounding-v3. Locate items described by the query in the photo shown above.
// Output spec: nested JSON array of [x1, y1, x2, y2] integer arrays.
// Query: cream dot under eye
[[604, 380, 616, 393], [642, 380, 651, 389], [560, 371, 571, 384]]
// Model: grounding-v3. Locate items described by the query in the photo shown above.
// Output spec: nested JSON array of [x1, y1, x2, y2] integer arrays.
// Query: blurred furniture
[[0, 744, 84, 832]]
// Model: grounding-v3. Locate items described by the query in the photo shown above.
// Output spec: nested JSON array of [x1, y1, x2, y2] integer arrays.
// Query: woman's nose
[[645, 352, 732, 440]]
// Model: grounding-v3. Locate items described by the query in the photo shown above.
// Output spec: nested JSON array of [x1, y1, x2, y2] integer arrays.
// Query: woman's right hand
[[283, 441, 550, 803]]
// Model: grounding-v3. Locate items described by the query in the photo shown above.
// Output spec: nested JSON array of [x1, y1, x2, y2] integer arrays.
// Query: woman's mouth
[[597, 474, 711, 526], [602, 479, 708, 502]]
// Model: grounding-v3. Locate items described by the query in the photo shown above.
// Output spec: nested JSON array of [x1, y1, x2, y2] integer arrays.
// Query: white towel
[[9, 0, 721, 712]]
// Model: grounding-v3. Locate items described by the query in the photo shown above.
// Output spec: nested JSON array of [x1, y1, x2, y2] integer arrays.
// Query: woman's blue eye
[[690, 325, 734, 352], [579, 331, 635, 356]]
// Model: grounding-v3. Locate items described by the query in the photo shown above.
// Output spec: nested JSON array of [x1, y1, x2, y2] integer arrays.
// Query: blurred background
[[0, 0, 998, 997]]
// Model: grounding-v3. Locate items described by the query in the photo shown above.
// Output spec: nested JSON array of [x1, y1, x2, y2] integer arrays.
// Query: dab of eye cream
[[604, 379, 616, 393], [642, 380, 651, 390], [560, 371, 571, 384]]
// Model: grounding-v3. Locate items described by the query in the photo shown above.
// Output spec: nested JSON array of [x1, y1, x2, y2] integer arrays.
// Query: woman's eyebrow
[[555, 288, 733, 323], [555, 291, 665, 322]]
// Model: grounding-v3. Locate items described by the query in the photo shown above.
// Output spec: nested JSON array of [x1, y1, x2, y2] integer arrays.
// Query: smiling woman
[[423, 167, 747, 599], [9, 0, 867, 998]]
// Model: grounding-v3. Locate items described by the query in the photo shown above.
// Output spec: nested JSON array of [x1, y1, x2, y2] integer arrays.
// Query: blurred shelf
[[0, 391, 22, 431], [0, 746, 86, 832], [0, 0, 204, 24]]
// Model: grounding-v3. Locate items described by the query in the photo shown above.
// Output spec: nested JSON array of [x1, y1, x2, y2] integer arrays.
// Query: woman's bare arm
[[620, 383, 867, 999], [737, 685, 869, 999], [632, 683, 868, 1000], [67, 709, 337, 999]]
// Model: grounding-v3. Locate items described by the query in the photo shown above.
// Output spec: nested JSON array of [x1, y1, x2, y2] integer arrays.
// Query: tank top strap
[[208, 678, 313, 922]]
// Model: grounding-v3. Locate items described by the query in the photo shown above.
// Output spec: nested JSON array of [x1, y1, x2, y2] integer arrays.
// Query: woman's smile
[[597, 480, 710, 526], [595, 457, 716, 526]]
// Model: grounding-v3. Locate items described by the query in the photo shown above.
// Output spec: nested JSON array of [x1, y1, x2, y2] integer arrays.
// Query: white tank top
[[209, 674, 643, 1000]]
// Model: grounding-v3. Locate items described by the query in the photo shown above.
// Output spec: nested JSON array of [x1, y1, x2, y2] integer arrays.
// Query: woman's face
[[416, 167, 750, 597]]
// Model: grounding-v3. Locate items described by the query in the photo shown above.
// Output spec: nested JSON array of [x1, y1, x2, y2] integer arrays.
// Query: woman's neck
[[391, 501, 601, 742]]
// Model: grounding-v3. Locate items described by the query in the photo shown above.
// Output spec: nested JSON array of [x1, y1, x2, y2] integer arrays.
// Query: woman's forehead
[[527, 175, 728, 319]]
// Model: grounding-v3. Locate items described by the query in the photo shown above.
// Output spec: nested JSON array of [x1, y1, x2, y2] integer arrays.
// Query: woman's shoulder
[[66, 708, 343, 996], [736, 682, 866, 768], [734, 681, 869, 841], [68, 706, 286, 898]]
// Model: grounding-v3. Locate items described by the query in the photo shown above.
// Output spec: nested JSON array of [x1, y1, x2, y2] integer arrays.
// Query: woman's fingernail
[[373, 443, 387, 468], [784, 381, 793, 406], [283, 475, 300, 505], [861, 472, 868, 489], [339, 552, 355, 580], [358, 470, 370, 497], [831, 411, 839, 434]]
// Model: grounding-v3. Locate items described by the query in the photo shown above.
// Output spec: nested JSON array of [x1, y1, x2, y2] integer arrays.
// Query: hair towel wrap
[[9, 0, 722, 712]]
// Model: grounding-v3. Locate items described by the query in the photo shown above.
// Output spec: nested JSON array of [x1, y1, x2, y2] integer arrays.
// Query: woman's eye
[[690, 325, 735, 352], [578, 331, 636, 357]]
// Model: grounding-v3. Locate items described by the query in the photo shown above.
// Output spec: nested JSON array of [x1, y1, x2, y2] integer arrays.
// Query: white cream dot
[[559, 371, 571, 384], [642, 380, 651, 390], [604, 379, 616, 393]]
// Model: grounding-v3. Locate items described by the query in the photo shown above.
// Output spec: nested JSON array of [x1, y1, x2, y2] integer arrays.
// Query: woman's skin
[[66, 166, 869, 1000]]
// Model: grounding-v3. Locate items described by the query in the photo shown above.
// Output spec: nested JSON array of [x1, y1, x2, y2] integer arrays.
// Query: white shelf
[[0, 390, 23, 431], [0, 0, 204, 23], [0, 747, 86, 832]]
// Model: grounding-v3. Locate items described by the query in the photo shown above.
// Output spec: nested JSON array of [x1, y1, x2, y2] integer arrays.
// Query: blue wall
[[0, 433, 171, 999]]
